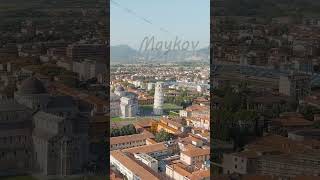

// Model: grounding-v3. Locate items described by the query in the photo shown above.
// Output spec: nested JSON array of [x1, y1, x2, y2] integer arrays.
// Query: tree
[[111, 124, 137, 137], [127, 124, 137, 134], [155, 130, 174, 142]]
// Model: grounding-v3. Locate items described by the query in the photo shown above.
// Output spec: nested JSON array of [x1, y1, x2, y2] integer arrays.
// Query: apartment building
[[134, 153, 159, 172], [222, 135, 320, 178], [165, 162, 210, 180], [66, 44, 107, 61], [180, 146, 210, 166], [72, 59, 106, 81]]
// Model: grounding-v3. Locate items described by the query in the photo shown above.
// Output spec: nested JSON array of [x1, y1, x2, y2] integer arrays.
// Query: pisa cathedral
[[0, 77, 89, 176]]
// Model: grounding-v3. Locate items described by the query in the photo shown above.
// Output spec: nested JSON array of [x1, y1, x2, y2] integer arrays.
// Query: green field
[[163, 103, 183, 110], [169, 111, 180, 117], [111, 117, 140, 123], [141, 103, 182, 110]]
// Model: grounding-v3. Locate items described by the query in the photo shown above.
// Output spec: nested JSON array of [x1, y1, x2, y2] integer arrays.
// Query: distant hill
[[110, 45, 138, 64], [111, 45, 209, 64]]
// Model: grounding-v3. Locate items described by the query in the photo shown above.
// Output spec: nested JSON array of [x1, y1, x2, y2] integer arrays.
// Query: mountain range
[[111, 45, 209, 64]]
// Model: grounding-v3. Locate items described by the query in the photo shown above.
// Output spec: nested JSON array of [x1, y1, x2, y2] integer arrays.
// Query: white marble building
[[110, 93, 121, 117], [120, 95, 139, 118], [113, 86, 139, 118]]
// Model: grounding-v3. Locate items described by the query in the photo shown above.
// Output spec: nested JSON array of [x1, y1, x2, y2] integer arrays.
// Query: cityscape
[[0, 0, 319, 180], [110, 0, 210, 179]]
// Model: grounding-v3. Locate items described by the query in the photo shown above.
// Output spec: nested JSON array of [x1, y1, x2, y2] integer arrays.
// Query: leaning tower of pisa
[[153, 82, 164, 115]]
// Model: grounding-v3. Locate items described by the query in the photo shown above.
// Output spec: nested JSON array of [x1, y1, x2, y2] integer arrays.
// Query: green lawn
[[163, 103, 183, 111], [111, 117, 139, 123], [111, 117, 124, 122], [140, 103, 182, 111], [169, 111, 180, 117]]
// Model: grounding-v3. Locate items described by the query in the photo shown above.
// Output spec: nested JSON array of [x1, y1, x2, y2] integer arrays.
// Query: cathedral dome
[[115, 86, 124, 92], [18, 77, 47, 94]]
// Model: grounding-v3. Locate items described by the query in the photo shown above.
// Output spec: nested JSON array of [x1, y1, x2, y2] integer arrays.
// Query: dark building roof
[[18, 77, 47, 94], [115, 86, 124, 92]]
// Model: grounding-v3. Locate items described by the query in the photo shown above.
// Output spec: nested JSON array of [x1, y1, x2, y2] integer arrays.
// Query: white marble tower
[[153, 82, 164, 115]]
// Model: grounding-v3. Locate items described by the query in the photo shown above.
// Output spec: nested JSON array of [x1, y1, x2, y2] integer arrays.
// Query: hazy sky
[[111, 0, 210, 50]]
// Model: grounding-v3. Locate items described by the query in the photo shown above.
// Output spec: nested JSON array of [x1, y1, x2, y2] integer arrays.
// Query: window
[[235, 165, 237, 169]]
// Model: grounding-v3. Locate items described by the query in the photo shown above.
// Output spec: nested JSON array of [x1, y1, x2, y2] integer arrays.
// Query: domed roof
[[18, 77, 47, 94], [115, 86, 124, 92]]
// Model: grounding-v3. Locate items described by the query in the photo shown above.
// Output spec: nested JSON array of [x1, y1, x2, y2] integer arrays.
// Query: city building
[[72, 59, 106, 81], [180, 146, 210, 166], [133, 153, 158, 172], [147, 82, 155, 91], [165, 161, 210, 180], [66, 44, 107, 61], [279, 73, 311, 100]]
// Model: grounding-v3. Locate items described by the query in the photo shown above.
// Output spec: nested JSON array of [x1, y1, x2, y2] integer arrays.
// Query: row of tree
[[212, 84, 262, 148], [155, 130, 174, 142], [110, 124, 137, 137]]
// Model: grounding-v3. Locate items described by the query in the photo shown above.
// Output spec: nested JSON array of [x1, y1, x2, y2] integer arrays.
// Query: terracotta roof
[[271, 117, 313, 127], [110, 150, 159, 180], [123, 142, 168, 154], [50, 82, 107, 106], [110, 132, 154, 145], [134, 119, 157, 128], [190, 169, 210, 179], [193, 97, 209, 103], [168, 163, 192, 177], [160, 118, 183, 129], [186, 104, 209, 112], [245, 135, 313, 154], [181, 146, 210, 157]]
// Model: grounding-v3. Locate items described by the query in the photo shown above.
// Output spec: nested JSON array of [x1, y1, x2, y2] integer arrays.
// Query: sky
[[111, 0, 210, 50]]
